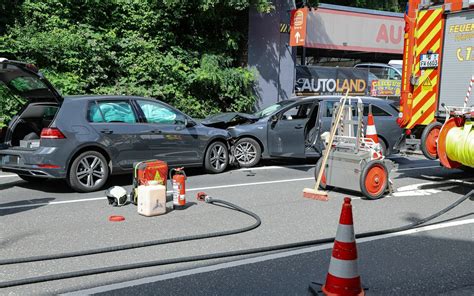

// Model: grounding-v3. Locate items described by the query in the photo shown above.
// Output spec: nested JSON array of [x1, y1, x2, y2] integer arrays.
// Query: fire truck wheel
[[421, 121, 442, 160], [314, 157, 332, 190], [360, 160, 388, 200]]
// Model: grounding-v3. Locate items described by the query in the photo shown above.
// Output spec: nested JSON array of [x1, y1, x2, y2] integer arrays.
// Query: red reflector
[[405, 129, 412, 135], [454, 117, 464, 127], [41, 128, 65, 139], [38, 164, 60, 169], [396, 118, 402, 125]]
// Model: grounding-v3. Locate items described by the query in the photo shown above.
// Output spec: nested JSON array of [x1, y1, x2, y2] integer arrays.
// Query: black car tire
[[204, 141, 229, 173], [18, 175, 43, 182], [68, 151, 109, 193], [234, 138, 262, 168]]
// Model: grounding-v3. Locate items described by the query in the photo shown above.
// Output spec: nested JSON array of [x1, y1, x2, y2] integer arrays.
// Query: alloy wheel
[[210, 144, 227, 171], [76, 155, 106, 188], [235, 142, 257, 165]]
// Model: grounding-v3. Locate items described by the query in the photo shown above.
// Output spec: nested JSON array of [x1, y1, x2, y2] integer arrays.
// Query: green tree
[[0, 0, 272, 120]]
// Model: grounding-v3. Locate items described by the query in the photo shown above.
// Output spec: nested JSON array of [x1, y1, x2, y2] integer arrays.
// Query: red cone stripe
[[322, 197, 364, 295], [323, 274, 363, 295], [332, 241, 358, 261], [339, 197, 353, 225]]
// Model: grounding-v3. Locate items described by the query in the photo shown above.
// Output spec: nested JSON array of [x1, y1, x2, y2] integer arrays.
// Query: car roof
[[291, 95, 394, 104], [354, 63, 395, 68], [63, 95, 155, 101]]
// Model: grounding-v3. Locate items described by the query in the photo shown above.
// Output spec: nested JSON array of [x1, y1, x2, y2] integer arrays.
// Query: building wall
[[248, 0, 295, 109], [248, 2, 404, 108]]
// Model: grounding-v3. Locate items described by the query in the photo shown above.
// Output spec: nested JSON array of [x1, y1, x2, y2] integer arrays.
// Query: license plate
[[1, 155, 20, 165], [420, 54, 439, 69]]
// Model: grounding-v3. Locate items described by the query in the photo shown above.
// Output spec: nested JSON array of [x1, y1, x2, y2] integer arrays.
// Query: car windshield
[[253, 100, 294, 118]]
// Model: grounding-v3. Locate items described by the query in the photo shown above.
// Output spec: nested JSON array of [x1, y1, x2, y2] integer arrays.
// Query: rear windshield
[[9, 76, 49, 93]]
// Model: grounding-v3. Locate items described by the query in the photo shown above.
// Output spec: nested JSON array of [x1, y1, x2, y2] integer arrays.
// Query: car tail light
[[41, 128, 66, 139], [405, 129, 412, 136], [37, 164, 61, 169]]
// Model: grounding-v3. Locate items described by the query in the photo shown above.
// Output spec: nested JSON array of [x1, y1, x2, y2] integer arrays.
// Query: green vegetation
[[0, 0, 272, 121], [310, 0, 407, 12], [0, 0, 406, 124]]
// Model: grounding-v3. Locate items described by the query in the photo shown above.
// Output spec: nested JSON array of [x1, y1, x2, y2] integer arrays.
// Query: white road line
[[0, 177, 314, 210], [0, 174, 18, 178], [236, 164, 315, 171], [388, 178, 474, 197], [0, 165, 443, 180], [62, 218, 474, 296]]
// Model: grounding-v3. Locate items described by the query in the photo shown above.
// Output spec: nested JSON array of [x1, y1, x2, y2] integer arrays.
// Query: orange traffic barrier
[[322, 197, 364, 296]]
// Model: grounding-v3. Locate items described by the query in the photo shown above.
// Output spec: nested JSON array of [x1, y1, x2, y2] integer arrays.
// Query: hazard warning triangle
[[422, 77, 432, 86]]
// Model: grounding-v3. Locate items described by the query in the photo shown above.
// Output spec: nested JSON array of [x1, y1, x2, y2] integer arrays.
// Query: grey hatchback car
[[0, 59, 230, 192], [203, 96, 402, 168]]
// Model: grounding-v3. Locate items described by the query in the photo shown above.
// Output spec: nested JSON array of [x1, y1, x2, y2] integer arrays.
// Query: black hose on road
[[0, 198, 261, 266], [0, 191, 472, 289]]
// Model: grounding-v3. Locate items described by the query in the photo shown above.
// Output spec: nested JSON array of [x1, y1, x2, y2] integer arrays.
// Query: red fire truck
[[398, 0, 474, 168]]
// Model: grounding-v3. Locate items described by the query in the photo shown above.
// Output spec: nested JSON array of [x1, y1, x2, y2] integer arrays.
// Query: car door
[[134, 99, 201, 165], [87, 99, 151, 169], [267, 102, 314, 158]]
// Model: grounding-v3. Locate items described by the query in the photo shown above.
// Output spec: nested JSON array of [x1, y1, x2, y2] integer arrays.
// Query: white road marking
[[236, 164, 315, 171], [0, 164, 466, 210], [0, 174, 18, 178], [0, 163, 440, 180], [62, 218, 474, 295], [390, 179, 474, 197], [0, 177, 314, 210]]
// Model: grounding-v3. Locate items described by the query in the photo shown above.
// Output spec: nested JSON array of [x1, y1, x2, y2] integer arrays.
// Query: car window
[[368, 67, 389, 80], [137, 100, 185, 125], [281, 103, 312, 120], [9, 76, 48, 92], [387, 68, 401, 80], [363, 105, 391, 116], [254, 100, 294, 118], [88, 101, 137, 123], [324, 101, 339, 118]]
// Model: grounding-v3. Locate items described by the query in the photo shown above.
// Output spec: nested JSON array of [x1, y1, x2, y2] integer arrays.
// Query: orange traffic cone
[[322, 197, 364, 296], [365, 111, 382, 160]]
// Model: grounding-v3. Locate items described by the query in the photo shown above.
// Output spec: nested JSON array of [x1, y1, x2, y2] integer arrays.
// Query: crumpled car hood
[[201, 112, 258, 129]]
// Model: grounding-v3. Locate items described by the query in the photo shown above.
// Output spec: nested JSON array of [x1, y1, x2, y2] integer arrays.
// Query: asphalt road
[[0, 155, 473, 295]]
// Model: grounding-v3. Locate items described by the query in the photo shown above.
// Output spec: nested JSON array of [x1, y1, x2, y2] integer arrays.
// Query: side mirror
[[185, 118, 196, 128]]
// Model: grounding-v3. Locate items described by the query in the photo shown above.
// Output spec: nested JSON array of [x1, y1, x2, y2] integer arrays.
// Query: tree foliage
[[0, 0, 271, 122], [310, 0, 407, 12]]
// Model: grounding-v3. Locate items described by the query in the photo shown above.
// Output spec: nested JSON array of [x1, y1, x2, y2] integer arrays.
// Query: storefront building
[[248, 2, 404, 108]]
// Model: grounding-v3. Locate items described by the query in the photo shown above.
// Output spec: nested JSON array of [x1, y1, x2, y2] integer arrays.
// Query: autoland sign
[[295, 66, 370, 96]]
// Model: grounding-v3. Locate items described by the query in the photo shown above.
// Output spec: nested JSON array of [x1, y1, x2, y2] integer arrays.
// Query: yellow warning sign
[[422, 76, 432, 90], [154, 171, 163, 184]]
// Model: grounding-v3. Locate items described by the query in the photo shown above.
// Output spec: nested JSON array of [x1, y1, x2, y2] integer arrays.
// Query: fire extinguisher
[[170, 167, 186, 209]]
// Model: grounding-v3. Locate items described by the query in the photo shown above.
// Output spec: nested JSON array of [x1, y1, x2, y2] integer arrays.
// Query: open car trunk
[[5, 103, 59, 148], [0, 59, 63, 149]]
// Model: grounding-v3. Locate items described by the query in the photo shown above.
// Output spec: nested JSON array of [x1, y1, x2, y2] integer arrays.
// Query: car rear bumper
[[0, 147, 67, 179]]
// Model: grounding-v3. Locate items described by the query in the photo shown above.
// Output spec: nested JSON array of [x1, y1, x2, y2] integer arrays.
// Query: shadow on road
[[0, 198, 55, 216]]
